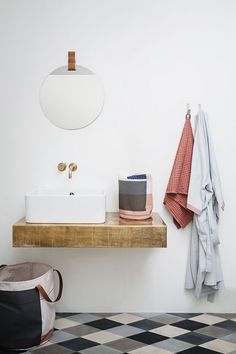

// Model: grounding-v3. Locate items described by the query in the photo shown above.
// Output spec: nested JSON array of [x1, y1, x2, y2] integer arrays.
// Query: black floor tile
[[60, 337, 98, 351], [57, 313, 81, 318], [0, 351, 27, 354], [172, 319, 208, 331], [178, 346, 221, 353], [131, 319, 164, 331], [175, 332, 215, 345], [128, 332, 168, 344], [85, 318, 121, 330]]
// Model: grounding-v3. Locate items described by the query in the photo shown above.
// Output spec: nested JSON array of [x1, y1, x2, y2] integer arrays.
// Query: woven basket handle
[[36, 269, 63, 303]]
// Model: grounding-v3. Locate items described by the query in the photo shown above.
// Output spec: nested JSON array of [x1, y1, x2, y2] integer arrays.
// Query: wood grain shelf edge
[[13, 212, 167, 248]]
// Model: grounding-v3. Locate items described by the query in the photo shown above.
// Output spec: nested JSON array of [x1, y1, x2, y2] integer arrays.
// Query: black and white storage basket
[[0, 262, 63, 350]]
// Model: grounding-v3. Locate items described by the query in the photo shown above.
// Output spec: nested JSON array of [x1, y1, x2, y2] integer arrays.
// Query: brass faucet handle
[[58, 162, 67, 172]]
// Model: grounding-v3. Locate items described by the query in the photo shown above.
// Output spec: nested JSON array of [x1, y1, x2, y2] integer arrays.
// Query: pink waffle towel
[[164, 118, 194, 228]]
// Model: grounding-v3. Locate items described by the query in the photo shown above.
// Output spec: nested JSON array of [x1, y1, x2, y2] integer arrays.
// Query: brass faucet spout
[[68, 163, 77, 179]]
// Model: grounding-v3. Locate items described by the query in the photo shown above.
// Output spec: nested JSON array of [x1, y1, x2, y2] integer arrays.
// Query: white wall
[[0, 0, 236, 312]]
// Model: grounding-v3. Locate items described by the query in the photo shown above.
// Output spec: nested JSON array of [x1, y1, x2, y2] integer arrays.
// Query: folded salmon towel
[[119, 173, 153, 220], [163, 118, 194, 228]]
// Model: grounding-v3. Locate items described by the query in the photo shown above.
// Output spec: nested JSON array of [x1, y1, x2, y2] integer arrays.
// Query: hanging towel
[[185, 110, 224, 301], [163, 118, 194, 228], [119, 173, 153, 220]]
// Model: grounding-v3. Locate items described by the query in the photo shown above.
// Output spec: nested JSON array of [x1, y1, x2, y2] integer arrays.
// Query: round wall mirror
[[39, 52, 104, 130]]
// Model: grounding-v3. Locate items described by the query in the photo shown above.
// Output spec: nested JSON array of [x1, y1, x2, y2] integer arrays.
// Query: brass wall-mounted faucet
[[68, 163, 77, 179], [57, 162, 77, 179]]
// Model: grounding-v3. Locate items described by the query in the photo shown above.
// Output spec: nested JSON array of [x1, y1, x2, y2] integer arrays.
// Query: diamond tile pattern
[[2, 313, 236, 354]]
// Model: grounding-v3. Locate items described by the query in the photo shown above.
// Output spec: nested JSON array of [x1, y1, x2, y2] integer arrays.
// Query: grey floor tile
[[31, 343, 74, 354], [195, 325, 233, 338], [66, 313, 101, 324], [107, 324, 145, 337], [208, 313, 236, 320], [133, 313, 161, 318], [106, 337, 146, 352], [168, 313, 202, 319], [89, 313, 120, 318], [216, 320, 236, 332], [150, 314, 184, 325], [59, 338, 98, 351], [63, 324, 100, 336], [28, 342, 54, 352], [50, 330, 78, 343], [153, 338, 195, 352], [133, 312, 163, 318], [80, 344, 124, 353], [221, 332, 236, 344]]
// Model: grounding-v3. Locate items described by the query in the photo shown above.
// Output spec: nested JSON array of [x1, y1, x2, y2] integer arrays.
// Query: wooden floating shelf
[[13, 212, 167, 248]]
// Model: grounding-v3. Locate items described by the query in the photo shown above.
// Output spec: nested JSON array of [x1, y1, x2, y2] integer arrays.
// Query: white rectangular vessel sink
[[25, 189, 106, 224]]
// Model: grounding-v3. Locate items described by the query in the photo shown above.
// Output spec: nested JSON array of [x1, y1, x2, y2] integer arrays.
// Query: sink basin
[[25, 189, 106, 223]]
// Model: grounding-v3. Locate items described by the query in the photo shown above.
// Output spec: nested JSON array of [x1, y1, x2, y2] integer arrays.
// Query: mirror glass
[[39, 66, 104, 130]]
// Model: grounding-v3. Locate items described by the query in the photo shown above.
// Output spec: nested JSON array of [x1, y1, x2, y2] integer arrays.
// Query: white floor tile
[[54, 317, 81, 329], [191, 314, 225, 325], [128, 345, 172, 354], [200, 339, 236, 353], [150, 324, 189, 337], [82, 330, 123, 344], [108, 313, 143, 324]]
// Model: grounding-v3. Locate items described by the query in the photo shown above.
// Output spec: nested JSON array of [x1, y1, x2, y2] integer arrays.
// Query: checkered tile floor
[[2, 313, 236, 354]]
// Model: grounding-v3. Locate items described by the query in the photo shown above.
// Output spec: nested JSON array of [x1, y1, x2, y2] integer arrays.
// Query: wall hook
[[186, 103, 191, 119]]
